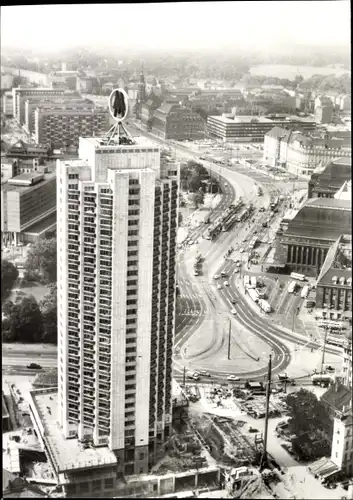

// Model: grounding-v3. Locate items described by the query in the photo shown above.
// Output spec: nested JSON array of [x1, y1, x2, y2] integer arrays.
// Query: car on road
[[220, 271, 228, 277], [205, 235, 211, 240], [213, 274, 220, 279], [239, 248, 245, 253], [234, 268, 239, 273], [230, 298, 236, 304], [217, 284, 222, 290], [236, 262, 241, 267], [27, 363, 42, 369], [231, 308, 237, 315], [199, 370, 211, 377], [227, 375, 240, 381], [224, 281, 229, 286], [224, 183, 228, 187], [188, 240, 194, 245]]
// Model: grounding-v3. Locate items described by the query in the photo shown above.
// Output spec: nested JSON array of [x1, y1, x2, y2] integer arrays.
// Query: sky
[[1, 1, 351, 54]]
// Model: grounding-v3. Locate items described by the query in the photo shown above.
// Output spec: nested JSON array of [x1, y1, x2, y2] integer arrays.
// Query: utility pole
[[227, 318, 232, 360], [260, 353, 272, 470], [183, 365, 186, 387], [320, 325, 329, 375]]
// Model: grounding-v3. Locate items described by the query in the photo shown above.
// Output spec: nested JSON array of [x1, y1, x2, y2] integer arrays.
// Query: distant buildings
[[23, 92, 81, 135], [34, 101, 109, 148], [153, 103, 206, 140], [279, 198, 351, 277], [1, 170, 56, 245], [315, 105, 333, 124], [1, 73, 14, 90], [2, 92, 13, 117], [12, 87, 68, 125], [208, 114, 316, 143], [308, 157, 351, 198], [49, 70, 79, 90], [263, 128, 351, 176], [76, 76, 95, 94]]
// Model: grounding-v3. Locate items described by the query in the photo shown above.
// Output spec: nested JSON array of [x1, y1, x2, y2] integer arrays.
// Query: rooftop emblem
[[109, 88, 129, 123]]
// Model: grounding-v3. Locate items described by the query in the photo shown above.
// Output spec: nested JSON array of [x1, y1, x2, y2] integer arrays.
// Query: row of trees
[[298, 72, 351, 94], [2, 284, 57, 344], [180, 160, 218, 193]]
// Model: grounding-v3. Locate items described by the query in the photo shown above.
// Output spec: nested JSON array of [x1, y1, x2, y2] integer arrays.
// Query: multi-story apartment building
[[24, 93, 81, 135], [331, 406, 353, 477], [207, 114, 316, 143], [34, 103, 109, 148], [264, 128, 351, 177], [153, 103, 206, 140], [12, 87, 68, 125], [1, 171, 56, 245], [29, 130, 179, 497], [2, 91, 13, 116]]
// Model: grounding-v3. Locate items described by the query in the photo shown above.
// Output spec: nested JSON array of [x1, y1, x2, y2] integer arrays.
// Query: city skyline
[[1, 1, 350, 54]]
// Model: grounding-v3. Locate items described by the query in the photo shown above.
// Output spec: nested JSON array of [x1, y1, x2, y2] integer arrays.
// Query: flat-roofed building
[[207, 114, 316, 142], [315, 235, 352, 312], [6, 140, 52, 160], [1, 170, 56, 245], [279, 198, 351, 277], [24, 92, 81, 135], [283, 132, 351, 177], [34, 102, 109, 148], [308, 157, 351, 198], [12, 87, 68, 125], [153, 103, 205, 140]]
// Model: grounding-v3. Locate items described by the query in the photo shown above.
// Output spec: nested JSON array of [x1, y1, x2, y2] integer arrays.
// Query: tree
[[24, 237, 57, 284], [189, 191, 205, 209], [285, 388, 333, 437], [39, 284, 57, 344], [1, 260, 19, 303], [2, 295, 44, 343], [178, 212, 183, 227]]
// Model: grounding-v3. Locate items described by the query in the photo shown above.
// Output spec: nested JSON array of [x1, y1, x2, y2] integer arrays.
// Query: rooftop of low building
[[2, 170, 56, 194], [29, 389, 117, 474]]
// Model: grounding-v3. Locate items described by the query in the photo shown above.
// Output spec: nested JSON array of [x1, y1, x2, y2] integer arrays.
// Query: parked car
[[224, 281, 229, 286], [231, 308, 237, 315], [213, 274, 220, 280], [27, 363, 42, 369], [199, 370, 211, 377], [227, 375, 240, 382], [217, 284, 222, 290]]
